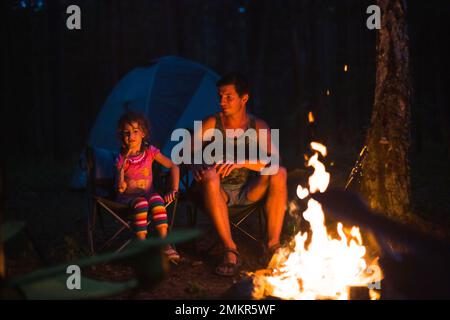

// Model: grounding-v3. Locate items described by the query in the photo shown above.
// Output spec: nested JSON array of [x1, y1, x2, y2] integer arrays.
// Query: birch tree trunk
[[361, 0, 412, 220], [0, 157, 4, 278]]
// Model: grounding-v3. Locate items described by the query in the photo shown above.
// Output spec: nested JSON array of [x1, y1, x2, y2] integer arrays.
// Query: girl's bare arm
[[154, 152, 180, 203]]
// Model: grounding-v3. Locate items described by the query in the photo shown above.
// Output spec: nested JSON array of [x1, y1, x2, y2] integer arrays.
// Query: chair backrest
[[86, 146, 118, 199]]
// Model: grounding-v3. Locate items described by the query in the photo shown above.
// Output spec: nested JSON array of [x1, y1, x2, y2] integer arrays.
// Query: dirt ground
[[85, 229, 268, 300]]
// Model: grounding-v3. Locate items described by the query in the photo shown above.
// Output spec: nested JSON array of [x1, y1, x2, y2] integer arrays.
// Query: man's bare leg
[[200, 168, 238, 264], [246, 166, 287, 249]]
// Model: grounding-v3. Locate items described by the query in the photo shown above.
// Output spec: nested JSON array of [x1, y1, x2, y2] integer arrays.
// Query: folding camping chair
[[85, 146, 179, 255], [184, 180, 267, 253]]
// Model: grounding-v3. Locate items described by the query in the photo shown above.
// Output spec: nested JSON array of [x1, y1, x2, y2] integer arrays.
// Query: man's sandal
[[215, 248, 241, 277]]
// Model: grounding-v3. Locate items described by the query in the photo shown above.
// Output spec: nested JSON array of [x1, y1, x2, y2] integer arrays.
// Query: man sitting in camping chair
[[191, 73, 287, 276]]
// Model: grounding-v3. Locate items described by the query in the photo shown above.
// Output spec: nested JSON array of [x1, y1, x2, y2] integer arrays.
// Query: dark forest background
[[2, 0, 450, 247], [3, 0, 449, 162]]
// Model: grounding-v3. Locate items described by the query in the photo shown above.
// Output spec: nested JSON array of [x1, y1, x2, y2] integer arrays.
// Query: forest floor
[[4, 144, 450, 299]]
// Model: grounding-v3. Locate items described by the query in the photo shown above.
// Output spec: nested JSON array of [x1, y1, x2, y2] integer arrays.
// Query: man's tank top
[[214, 113, 258, 186]]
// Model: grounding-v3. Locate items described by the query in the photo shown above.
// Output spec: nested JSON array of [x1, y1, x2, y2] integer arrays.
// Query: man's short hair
[[216, 73, 249, 97]]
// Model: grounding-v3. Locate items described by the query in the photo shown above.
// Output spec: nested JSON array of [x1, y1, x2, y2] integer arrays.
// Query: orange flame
[[252, 142, 382, 300], [308, 111, 315, 123]]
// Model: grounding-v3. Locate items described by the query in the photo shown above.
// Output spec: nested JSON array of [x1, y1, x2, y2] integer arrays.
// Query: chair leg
[[87, 202, 97, 255], [98, 225, 129, 252], [232, 222, 259, 242], [98, 207, 105, 235], [230, 205, 263, 243], [186, 203, 197, 228], [116, 238, 132, 253], [185, 203, 199, 254], [87, 228, 94, 255], [258, 208, 266, 243], [169, 197, 178, 231]]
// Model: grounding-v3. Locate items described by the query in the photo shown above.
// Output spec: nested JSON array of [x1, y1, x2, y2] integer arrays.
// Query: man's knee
[[200, 168, 220, 189]]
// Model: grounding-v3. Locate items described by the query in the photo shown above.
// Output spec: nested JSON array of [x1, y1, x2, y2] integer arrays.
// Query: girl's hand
[[118, 164, 127, 193], [118, 181, 127, 193], [164, 190, 178, 205]]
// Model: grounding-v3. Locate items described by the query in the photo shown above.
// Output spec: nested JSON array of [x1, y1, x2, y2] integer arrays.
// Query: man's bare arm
[[191, 116, 216, 181], [242, 118, 276, 172], [215, 118, 278, 177]]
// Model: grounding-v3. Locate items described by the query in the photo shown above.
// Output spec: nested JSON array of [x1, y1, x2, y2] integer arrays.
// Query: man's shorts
[[221, 181, 257, 207]]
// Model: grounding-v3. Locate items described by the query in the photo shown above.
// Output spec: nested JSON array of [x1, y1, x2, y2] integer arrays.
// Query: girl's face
[[121, 121, 145, 150]]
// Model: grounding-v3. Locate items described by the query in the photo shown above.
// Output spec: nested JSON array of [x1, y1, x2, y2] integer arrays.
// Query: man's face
[[218, 84, 248, 116]]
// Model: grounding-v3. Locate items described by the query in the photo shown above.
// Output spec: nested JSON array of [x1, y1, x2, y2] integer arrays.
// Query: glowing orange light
[[308, 111, 315, 123]]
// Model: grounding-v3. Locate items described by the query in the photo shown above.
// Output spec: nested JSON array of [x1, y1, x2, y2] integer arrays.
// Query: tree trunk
[[361, 0, 411, 220], [0, 149, 4, 278]]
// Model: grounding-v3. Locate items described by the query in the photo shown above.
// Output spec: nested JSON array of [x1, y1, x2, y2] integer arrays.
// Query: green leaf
[[0, 221, 25, 244], [19, 274, 138, 300], [8, 229, 200, 288]]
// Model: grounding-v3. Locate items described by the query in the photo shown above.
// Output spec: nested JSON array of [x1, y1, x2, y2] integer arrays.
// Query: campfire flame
[[252, 142, 382, 300]]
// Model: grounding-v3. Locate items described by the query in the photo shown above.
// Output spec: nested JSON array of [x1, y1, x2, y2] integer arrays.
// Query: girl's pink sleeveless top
[[115, 145, 160, 201]]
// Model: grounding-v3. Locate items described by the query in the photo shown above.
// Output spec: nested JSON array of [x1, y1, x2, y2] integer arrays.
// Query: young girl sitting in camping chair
[[115, 110, 180, 262]]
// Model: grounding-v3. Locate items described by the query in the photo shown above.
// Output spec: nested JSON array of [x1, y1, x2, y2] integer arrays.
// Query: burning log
[[223, 279, 373, 300]]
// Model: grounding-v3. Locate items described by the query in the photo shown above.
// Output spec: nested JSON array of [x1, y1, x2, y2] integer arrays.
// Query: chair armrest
[[95, 178, 115, 190]]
